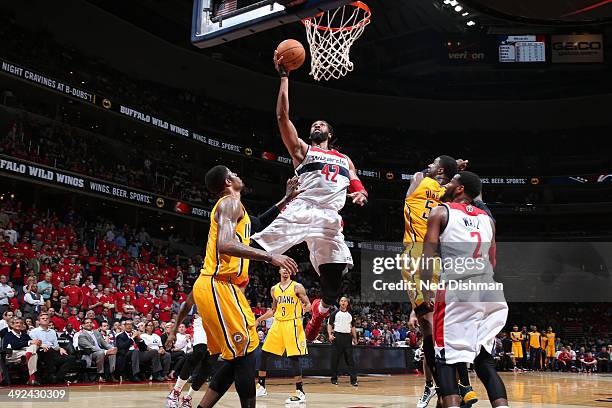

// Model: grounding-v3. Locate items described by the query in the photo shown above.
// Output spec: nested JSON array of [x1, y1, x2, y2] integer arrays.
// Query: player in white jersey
[[251, 52, 368, 341], [422, 172, 509, 408], [166, 295, 215, 408]]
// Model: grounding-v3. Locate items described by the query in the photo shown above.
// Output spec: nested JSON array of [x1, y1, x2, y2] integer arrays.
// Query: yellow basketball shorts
[[262, 319, 308, 357], [512, 343, 523, 359], [193, 275, 259, 361], [546, 345, 556, 358], [401, 242, 441, 317]]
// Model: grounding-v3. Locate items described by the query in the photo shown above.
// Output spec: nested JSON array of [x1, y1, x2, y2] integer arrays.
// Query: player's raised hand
[[284, 176, 304, 201], [456, 159, 469, 171], [270, 254, 299, 275], [273, 50, 289, 77], [348, 191, 367, 206]]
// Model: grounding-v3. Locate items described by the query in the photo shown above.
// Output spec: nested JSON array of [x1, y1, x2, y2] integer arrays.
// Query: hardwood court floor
[[2, 372, 611, 407]]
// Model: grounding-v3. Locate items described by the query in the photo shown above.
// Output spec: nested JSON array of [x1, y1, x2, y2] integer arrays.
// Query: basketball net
[[302, 2, 371, 81]]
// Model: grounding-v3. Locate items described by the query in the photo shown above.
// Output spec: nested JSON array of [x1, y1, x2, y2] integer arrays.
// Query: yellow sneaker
[[459, 384, 478, 407]]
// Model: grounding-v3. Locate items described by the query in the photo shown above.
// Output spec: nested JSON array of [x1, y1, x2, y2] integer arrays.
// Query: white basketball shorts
[[433, 288, 508, 365], [251, 198, 353, 274]]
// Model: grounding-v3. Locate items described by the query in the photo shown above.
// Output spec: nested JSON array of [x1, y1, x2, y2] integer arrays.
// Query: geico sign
[[552, 41, 602, 51]]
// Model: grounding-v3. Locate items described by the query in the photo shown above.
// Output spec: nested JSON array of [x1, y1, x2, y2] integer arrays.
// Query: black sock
[[457, 363, 470, 386], [296, 382, 304, 393], [426, 380, 434, 388], [258, 376, 266, 387]]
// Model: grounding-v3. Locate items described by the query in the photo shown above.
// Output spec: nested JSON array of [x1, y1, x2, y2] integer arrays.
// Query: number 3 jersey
[[272, 280, 303, 321], [295, 146, 351, 211], [404, 176, 445, 245]]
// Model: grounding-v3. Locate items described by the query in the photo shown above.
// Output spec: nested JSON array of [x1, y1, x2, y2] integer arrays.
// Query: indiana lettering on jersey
[[276, 295, 296, 305]]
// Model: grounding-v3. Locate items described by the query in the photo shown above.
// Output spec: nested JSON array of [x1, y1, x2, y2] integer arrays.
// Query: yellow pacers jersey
[[201, 196, 251, 286], [403, 176, 445, 245], [529, 331, 541, 349], [511, 331, 523, 344], [272, 281, 303, 321]]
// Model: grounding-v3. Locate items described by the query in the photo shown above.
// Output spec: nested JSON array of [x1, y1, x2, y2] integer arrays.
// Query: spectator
[[597, 346, 610, 373], [77, 317, 117, 382], [0, 309, 14, 334], [64, 278, 84, 308], [3, 316, 40, 385], [580, 351, 597, 373], [37, 273, 53, 303], [557, 347, 573, 372], [30, 313, 76, 384], [114, 320, 164, 382], [0, 274, 15, 316], [140, 321, 171, 379], [22, 284, 44, 321]]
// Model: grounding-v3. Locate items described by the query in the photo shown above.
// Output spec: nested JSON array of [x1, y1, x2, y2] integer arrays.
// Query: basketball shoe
[[256, 383, 268, 397], [179, 395, 192, 408], [416, 384, 437, 408], [166, 388, 181, 408], [459, 383, 478, 407], [305, 298, 330, 341], [285, 390, 306, 403]]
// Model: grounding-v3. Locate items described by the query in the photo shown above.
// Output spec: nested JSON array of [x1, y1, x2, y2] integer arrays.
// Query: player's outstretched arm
[[405, 171, 424, 198], [421, 205, 447, 305], [274, 51, 308, 165], [346, 157, 368, 206], [251, 177, 304, 233], [294, 283, 311, 313], [165, 292, 195, 348], [216, 197, 299, 274]]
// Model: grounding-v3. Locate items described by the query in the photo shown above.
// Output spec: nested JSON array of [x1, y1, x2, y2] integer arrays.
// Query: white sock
[[174, 378, 187, 391], [496, 406, 509, 408], [187, 387, 195, 397], [319, 303, 330, 314]]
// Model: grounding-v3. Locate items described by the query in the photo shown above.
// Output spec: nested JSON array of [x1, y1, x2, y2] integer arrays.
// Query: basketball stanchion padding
[[302, 1, 371, 81]]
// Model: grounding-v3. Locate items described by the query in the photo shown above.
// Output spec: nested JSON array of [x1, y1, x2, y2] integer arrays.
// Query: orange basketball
[[276, 39, 306, 71]]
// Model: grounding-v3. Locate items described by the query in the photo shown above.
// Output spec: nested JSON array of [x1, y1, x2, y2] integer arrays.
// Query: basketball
[[276, 39, 306, 71]]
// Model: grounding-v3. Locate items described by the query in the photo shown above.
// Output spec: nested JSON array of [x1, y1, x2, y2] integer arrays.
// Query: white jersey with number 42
[[295, 146, 351, 211]]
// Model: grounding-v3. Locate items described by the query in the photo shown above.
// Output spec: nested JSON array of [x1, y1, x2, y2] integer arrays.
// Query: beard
[[310, 130, 329, 144], [440, 190, 454, 202]]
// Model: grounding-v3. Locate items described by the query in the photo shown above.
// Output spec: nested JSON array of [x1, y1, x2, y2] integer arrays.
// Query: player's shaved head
[[205, 165, 230, 196], [457, 171, 482, 199], [438, 155, 458, 178]]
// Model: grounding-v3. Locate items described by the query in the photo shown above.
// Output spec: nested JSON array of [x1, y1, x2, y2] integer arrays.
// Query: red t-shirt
[[64, 286, 84, 307], [0, 255, 11, 277], [156, 300, 172, 322], [86, 294, 103, 315], [134, 297, 154, 315], [50, 316, 67, 332], [67, 315, 81, 331]]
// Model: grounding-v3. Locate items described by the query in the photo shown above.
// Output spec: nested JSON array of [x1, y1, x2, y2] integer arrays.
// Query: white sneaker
[[256, 384, 268, 397], [166, 389, 181, 408], [179, 395, 192, 408], [416, 385, 437, 408], [285, 390, 306, 403]]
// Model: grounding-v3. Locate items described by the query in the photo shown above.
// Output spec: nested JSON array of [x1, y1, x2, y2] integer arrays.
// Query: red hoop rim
[[301, 1, 371, 33]]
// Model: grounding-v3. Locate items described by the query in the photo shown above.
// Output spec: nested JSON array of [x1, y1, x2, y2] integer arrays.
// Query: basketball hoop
[[302, 1, 371, 81]]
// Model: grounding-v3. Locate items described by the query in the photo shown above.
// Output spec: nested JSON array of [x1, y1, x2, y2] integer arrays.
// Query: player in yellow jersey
[[255, 267, 311, 403], [545, 327, 556, 371], [403, 156, 477, 408], [191, 165, 299, 408], [528, 326, 542, 370], [510, 325, 524, 371]]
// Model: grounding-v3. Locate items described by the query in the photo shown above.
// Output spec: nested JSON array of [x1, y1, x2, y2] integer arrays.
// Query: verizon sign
[[551, 34, 604, 63]]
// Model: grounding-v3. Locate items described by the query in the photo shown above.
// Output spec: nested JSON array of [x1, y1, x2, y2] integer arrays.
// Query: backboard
[[191, 0, 352, 48]]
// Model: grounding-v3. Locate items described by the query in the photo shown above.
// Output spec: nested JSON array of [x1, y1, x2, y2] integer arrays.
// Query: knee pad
[[233, 353, 256, 399], [435, 362, 459, 397], [319, 263, 344, 306]]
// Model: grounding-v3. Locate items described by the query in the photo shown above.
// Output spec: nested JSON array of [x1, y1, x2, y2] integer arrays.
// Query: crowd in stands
[[0, 196, 610, 385]]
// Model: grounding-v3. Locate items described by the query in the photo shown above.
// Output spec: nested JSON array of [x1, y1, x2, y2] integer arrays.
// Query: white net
[[302, 1, 371, 81]]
